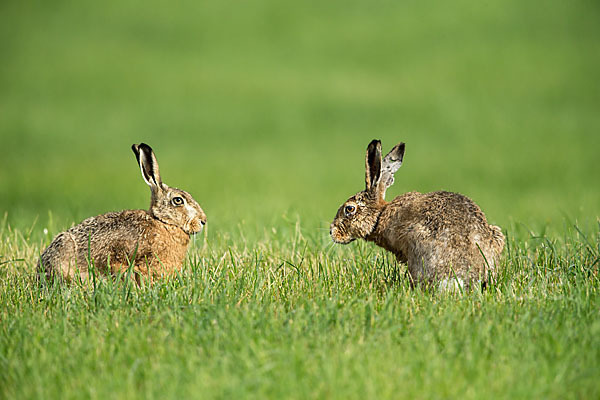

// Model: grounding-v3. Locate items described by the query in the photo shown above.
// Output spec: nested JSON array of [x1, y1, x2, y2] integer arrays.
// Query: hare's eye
[[172, 196, 185, 206], [344, 204, 356, 216]]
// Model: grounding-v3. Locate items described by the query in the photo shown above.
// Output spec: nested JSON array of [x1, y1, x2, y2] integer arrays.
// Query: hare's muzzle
[[184, 207, 206, 235], [330, 224, 355, 244]]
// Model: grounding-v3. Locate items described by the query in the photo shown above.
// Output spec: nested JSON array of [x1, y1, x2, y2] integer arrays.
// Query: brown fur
[[38, 144, 206, 285], [330, 140, 504, 288]]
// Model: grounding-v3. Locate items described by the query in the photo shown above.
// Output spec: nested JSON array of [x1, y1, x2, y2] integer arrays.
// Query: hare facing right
[[38, 143, 207, 285], [330, 140, 504, 289]]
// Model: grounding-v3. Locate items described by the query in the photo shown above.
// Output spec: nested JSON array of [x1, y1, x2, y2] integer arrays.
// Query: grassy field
[[1, 0, 600, 398], [1, 221, 599, 399]]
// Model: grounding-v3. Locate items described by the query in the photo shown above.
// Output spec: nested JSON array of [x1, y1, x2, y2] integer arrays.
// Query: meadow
[[1, 0, 599, 398]]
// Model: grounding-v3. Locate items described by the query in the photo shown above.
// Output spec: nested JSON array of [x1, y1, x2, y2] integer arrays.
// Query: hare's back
[[391, 191, 493, 236], [69, 210, 153, 248]]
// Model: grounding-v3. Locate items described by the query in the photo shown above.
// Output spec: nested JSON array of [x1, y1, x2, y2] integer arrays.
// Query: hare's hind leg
[[39, 232, 88, 284]]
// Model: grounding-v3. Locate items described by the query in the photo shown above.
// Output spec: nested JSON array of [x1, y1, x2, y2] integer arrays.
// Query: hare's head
[[132, 143, 207, 235], [330, 140, 405, 244]]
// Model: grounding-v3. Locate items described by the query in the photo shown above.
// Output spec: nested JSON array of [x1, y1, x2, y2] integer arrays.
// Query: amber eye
[[344, 204, 357, 216], [172, 196, 184, 206]]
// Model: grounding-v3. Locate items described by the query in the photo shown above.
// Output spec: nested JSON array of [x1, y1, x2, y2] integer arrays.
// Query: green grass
[[1, 0, 600, 398], [1, 220, 599, 399]]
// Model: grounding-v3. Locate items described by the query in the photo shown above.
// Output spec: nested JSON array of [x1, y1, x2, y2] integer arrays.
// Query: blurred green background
[[1, 0, 599, 237]]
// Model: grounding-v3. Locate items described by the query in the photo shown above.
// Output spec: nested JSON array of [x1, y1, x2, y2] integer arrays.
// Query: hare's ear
[[365, 139, 382, 191], [379, 142, 405, 199], [132, 143, 163, 190]]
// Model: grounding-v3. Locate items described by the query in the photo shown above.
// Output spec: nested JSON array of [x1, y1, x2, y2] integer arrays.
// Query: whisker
[[323, 241, 336, 256]]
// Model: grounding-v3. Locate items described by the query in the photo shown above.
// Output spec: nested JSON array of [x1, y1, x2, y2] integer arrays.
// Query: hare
[[330, 140, 504, 290], [38, 143, 207, 285]]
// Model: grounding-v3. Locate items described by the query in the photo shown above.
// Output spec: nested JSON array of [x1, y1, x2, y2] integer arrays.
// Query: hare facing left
[[38, 143, 207, 285], [330, 140, 504, 290]]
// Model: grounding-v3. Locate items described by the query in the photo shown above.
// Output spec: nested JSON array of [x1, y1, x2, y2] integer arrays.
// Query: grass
[[1, 0, 600, 398], [1, 219, 599, 399]]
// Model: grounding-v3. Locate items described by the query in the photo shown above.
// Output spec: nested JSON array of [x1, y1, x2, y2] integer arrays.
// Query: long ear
[[131, 143, 163, 190], [379, 142, 405, 199], [365, 139, 382, 191]]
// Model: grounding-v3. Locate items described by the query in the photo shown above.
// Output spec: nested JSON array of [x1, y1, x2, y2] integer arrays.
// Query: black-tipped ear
[[133, 143, 162, 189], [365, 139, 382, 191], [131, 144, 141, 163]]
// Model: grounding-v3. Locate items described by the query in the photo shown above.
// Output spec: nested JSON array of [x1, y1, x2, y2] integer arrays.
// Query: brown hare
[[38, 143, 207, 285], [330, 140, 504, 290]]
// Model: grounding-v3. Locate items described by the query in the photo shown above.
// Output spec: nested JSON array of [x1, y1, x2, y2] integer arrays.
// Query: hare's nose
[[198, 210, 207, 225]]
